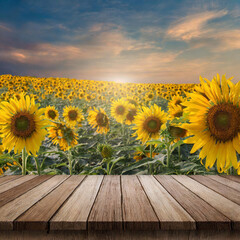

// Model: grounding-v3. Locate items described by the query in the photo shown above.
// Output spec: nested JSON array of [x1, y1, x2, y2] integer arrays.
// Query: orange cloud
[[167, 10, 227, 41]]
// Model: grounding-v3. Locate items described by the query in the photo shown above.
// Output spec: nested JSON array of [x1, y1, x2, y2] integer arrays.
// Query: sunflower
[[132, 104, 167, 143], [0, 94, 48, 156], [111, 98, 130, 123], [125, 96, 138, 107], [183, 74, 240, 173], [168, 95, 185, 109], [63, 106, 84, 127], [48, 122, 78, 151], [88, 107, 110, 134], [145, 91, 155, 102], [45, 106, 59, 121], [125, 104, 137, 125], [168, 123, 188, 143], [169, 104, 183, 119]]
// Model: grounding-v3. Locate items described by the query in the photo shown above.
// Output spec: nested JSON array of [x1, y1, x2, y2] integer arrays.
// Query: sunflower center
[[96, 112, 108, 127], [11, 112, 36, 138], [68, 110, 78, 120], [175, 100, 182, 105], [173, 111, 183, 118], [116, 105, 125, 115], [207, 103, 239, 142], [126, 109, 137, 122], [144, 117, 161, 133], [48, 110, 57, 119], [169, 126, 187, 138]]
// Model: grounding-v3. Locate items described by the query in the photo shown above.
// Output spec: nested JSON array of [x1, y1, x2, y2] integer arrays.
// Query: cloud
[[0, 23, 12, 32], [212, 29, 240, 51], [0, 23, 159, 67], [167, 10, 227, 41]]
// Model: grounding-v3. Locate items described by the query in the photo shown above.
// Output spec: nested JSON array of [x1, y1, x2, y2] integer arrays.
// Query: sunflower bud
[[97, 144, 113, 159]]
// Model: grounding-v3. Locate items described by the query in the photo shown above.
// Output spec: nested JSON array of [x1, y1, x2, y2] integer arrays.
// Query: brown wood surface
[[190, 175, 240, 205], [15, 175, 85, 231], [155, 175, 230, 230], [1, 230, 240, 240], [0, 175, 52, 208], [222, 175, 240, 184], [121, 175, 159, 230], [0, 175, 68, 230], [0, 175, 36, 194], [0, 175, 22, 185], [88, 175, 122, 231], [173, 175, 240, 230], [207, 175, 240, 191], [50, 175, 103, 231], [138, 175, 195, 230], [1, 175, 240, 233]]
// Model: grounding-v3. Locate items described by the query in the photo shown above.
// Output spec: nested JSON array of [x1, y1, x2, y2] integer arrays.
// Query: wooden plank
[[121, 175, 159, 230], [222, 175, 240, 184], [173, 175, 240, 230], [0, 175, 68, 230], [207, 175, 240, 192], [0, 175, 37, 194], [138, 175, 195, 230], [15, 175, 86, 231], [190, 175, 240, 205], [0, 175, 22, 186], [50, 175, 103, 231], [0, 175, 52, 208], [88, 175, 122, 231], [155, 175, 230, 230]]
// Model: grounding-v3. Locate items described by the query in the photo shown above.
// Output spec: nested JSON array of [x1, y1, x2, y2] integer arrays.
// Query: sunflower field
[[0, 74, 239, 176]]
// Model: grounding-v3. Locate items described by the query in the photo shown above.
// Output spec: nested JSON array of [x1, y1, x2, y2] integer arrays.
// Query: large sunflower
[[48, 122, 78, 151], [132, 104, 167, 143], [88, 107, 110, 134], [0, 94, 48, 156], [45, 106, 59, 121], [111, 98, 130, 123], [63, 106, 84, 127], [183, 74, 240, 173]]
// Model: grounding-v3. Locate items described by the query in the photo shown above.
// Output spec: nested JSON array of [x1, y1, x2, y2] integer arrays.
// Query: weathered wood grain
[[207, 175, 240, 192], [0, 175, 68, 230], [190, 175, 240, 205], [0, 175, 52, 208], [0, 175, 36, 194], [88, 175, 122, 230], [155, 175, 230, 230], [173, 175, 240, 230], [15, 175, 85, 231], [121, 175, 159, 230], [50, 175, 103, 231], [222, 175, 240, 184], [138, 175, 195, 230], [0, 175, 22, 186]]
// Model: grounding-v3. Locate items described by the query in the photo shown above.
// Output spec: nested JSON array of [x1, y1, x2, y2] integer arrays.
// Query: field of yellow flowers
[[0, 74, 239, 176]]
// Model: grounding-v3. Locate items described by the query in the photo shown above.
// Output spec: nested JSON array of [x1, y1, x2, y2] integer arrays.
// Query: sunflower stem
[[34, 156, 41, 175], [106, 161, 110, 175], [149, 144, 153, 174], [22, 147, 28, 175], [178, 144, 181, 161], [67, 148, 73, 175], [166, 142, 170, 168]]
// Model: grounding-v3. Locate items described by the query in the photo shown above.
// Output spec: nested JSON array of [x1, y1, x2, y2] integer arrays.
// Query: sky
[[0, 0, 240, 83]]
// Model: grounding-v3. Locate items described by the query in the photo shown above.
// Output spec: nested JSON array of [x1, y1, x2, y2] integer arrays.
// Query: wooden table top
[[0, 175, 240, 232]]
